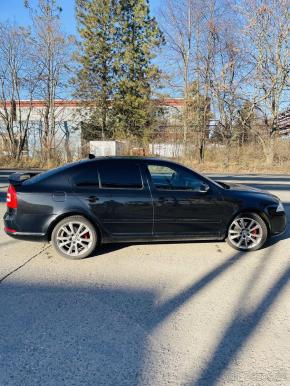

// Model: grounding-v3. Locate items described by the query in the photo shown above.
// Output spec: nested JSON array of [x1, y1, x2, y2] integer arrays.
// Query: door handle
[[158, 197, 176, 204], [87, 196, 99, 203]]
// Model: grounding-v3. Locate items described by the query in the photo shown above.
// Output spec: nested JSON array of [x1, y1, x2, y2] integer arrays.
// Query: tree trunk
[[259, 135, 275, 167], [199, 137, 205, 163], [43, 105, 51, 162]]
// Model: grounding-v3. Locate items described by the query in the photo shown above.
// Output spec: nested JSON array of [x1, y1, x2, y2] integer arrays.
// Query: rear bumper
[[3, 209, 54, 242], [4, 228, 47, 242]]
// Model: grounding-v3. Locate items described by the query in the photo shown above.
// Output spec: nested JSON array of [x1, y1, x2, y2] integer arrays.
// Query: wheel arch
[[46, 211, 103, 243], [225, 209, 271, 238]]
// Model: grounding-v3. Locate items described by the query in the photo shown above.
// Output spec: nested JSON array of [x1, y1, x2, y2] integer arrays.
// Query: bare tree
[[238, 0, 290, 165], [195, 0, 217, 162], [0, 23, 38, 160], [25, 0, 74, 162], [160, 0, 199, 142], [210, 20, 242, 142], [160, 0, 215, 161]]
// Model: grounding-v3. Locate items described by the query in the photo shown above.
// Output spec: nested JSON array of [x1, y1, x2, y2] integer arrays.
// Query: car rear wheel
[[51, 215, 98, 259], [226, 213, 268, 251]]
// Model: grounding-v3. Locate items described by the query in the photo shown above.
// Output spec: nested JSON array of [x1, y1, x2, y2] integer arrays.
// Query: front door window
[[147, 164, 203, 191]]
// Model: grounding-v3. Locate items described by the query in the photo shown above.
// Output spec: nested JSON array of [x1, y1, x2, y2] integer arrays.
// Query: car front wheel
[[226, 213, 268, 251], [51, 215, 98, 259]]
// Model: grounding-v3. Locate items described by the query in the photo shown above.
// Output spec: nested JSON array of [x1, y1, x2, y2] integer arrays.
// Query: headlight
[[276, 201, 285, 212]]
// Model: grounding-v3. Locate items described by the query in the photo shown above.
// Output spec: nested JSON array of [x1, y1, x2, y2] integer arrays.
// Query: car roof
[[84, 156, 164, 162], [81, 156, 179, 164], [26, 156, 179, 184]]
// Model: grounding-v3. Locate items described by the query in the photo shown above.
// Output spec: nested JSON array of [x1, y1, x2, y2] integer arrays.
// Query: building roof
[[0, 98, 185, 109]]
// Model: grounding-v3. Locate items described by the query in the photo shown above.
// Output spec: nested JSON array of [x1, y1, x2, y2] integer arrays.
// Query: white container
[[149, 143, 184, 158], [90, 140, 126, 156]]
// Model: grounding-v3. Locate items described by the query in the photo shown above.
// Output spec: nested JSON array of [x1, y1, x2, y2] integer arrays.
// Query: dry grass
[[1, 140, 290, 174], [0, 157, 61, 170], [182, 141, 290, 174]]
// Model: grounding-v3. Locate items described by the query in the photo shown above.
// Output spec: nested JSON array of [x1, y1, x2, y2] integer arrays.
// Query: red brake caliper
[[83, 232, 89, 239]]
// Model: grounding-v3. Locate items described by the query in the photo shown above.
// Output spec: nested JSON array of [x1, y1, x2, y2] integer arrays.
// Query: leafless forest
[[0, 0, 289, 172]]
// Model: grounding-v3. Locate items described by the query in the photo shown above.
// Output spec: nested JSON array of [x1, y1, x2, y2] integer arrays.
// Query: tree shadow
[[146, 251, 245, 330], [0, 283, 155, 385], [190, 250, 290, 386]]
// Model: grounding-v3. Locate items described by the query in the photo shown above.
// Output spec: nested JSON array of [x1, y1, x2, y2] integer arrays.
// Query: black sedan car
[[4, 157, 286, 259]]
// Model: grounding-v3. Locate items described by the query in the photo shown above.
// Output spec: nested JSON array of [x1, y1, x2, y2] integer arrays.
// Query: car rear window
[[98, 160, 142, 189], [25, 162, 80, 185]]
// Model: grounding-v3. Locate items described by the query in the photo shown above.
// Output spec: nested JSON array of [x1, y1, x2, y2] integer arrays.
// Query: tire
[[51, 215, 98, 259], [226, 212, 268, 252]]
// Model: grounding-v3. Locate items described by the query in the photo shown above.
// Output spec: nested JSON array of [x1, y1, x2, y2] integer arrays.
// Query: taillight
[[7, 184, 18, 209]]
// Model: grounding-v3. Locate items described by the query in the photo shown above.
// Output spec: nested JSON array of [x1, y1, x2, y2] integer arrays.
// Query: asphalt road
[[0, 171, 290, 386]]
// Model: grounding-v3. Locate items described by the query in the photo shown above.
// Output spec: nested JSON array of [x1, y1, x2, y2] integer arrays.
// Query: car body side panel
[[72, 185, 154, 237], [220, 189, 286, 237], [141, 161, 229, 237]]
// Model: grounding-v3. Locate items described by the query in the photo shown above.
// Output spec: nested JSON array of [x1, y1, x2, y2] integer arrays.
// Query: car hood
[[216, 181, 279, 201]]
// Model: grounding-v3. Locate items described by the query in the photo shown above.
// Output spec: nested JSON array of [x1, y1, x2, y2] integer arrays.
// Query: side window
[[147, 164, 203, 191], [72, 165, 99, 188], [99, 161, 143, 189]]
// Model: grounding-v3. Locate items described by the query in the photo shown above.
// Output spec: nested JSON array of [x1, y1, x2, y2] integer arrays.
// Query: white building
[[0, 98, 184, 158]]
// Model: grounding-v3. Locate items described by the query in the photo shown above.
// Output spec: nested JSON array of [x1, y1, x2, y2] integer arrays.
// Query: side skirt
[[102, 234, 224, 244]]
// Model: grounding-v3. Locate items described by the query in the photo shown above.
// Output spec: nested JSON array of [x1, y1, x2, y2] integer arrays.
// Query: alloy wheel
[[228, 217, 263, 250], [56, 221, 93, 257]]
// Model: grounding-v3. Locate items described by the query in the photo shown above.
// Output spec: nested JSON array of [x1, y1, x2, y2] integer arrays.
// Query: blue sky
[[0, 0, 175, 96], [0, 0, 162, 35]]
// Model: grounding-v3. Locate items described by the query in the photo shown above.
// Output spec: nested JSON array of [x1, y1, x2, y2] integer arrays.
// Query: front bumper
[[269, 211, 287, 236]]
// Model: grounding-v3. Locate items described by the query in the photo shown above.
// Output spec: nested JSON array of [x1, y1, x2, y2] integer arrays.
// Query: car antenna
[[88, 153, 95, 159]]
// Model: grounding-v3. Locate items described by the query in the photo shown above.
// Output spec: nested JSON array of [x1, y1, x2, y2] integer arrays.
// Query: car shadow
[[91, 239, 224, 258], [93, 242, 131, 256]]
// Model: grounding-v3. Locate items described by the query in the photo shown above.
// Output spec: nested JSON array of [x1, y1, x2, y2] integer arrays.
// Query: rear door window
[[72, 164, 99, 188], [98, 160, 143, 189]]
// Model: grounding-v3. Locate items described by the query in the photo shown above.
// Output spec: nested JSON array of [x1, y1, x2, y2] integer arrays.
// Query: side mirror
[[199, 183, 210, 193]]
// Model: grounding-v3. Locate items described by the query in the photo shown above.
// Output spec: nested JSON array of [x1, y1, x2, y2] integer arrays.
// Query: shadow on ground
[[1, 246, 290, 385], [190, 249, 290, 385]]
